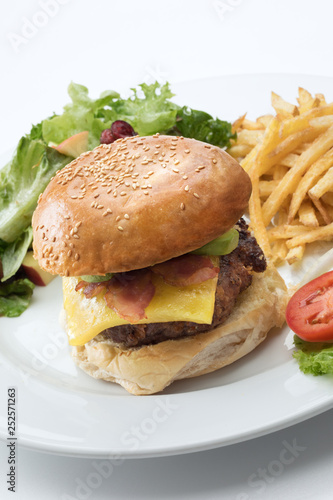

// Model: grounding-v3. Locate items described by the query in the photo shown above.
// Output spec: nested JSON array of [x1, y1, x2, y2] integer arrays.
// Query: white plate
[[1, 74, 333, 459]]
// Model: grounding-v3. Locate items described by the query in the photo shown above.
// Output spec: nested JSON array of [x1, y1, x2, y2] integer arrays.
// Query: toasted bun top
[[32, 135, 251, 276]]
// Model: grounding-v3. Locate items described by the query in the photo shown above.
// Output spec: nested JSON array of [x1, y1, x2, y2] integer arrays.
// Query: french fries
[[228, 88, 333, 265]]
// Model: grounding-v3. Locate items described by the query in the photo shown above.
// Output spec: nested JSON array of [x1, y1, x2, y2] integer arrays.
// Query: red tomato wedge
[[286, 270, 333, 342]]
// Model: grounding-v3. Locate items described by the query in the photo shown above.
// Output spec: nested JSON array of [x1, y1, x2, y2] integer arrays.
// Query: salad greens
[[170, 107, 236, 148], [0, 80, 236, 317], [1, 226, 32, 282], [0, 138, 72, 243], [293, 336, 333, 376], [0, 278, 34, 318]]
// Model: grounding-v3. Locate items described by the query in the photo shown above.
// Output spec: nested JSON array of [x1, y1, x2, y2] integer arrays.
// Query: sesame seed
[[76, 221, 82, 228], [71, 195, 78, 199], [143, 191, 149, 195], [212, 159, 217, 164], [174, 159, 180, 165], [180, 202, 185, 210], [184, 185, 189, 192], [184, 149, 190, 154], [118, 226, 124, 231], [193, 192, 200, 199], [172, 168, 179, 173], [67, 250, 72, 257], [97, 205, 104, 209], [183, 175, 188, 180], [75, 254, 80, 261], [124, 213, 130, 219], [73, 234, 80, 239], [120, 191, 127, 196]]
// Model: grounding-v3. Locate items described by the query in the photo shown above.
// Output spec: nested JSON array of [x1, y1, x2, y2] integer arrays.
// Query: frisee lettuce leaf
[[293, 335, 333, 376], [111, 82, 178, 136], [0, 278, 35, 317], [42, 83, 120, 149]]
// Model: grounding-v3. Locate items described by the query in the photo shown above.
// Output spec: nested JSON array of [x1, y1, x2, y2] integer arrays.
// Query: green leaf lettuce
[[293, 335, 333, 376], [0, 278, 35, 318]]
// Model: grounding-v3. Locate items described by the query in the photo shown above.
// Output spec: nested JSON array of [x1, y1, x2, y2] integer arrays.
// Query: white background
[[1, 0, 333, 498]]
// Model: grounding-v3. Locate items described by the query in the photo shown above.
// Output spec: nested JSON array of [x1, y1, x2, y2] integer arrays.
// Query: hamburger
[[32, 134, 286, 395]]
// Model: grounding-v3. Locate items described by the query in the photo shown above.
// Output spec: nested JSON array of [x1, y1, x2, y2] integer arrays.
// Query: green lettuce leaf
[[111, 82, 178, 136], [42, 83, 120, 149], [293, 335, 333, 375], [0, 227, 32, 282], [0, 137, 72, 243], [171, 106, 236, 148], [0, 278, 35, 317], [42, 82, 178, 146]]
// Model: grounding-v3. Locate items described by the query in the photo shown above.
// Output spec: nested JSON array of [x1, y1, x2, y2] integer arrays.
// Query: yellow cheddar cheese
[[63, 257, 219, 346]]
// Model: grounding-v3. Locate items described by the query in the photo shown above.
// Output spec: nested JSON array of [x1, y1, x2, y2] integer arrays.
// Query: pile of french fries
[[228, 88, 333, 265]]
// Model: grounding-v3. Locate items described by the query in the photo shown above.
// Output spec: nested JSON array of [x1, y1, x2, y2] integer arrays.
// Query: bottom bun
[[71, 264, 287, 395]]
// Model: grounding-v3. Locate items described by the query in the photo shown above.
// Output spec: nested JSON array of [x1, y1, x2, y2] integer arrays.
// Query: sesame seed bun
[[32, 135, 251, 276]]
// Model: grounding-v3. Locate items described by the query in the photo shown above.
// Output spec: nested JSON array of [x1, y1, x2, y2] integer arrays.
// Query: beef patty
[[100, 219, 266, 347]]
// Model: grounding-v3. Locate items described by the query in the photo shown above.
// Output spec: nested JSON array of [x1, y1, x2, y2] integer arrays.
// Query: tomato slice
[[286, 270, 333, 342]]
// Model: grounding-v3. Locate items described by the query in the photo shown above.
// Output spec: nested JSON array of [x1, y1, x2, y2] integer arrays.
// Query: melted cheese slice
[[63, 257, 219, 346]]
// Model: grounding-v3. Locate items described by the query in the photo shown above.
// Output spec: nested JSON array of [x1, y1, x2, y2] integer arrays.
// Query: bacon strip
[[104, 269, 155, 323], [151, 254, 219, 287], [75, 281, 107, 298], [75, 255, 219, 322]]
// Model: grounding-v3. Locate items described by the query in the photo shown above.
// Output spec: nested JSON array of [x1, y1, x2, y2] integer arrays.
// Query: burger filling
[[98, 219, 266, 347]]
